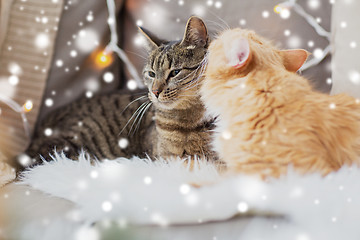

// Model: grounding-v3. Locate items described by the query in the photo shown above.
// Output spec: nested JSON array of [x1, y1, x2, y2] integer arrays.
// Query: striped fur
[[23, 90, 155, 169], [141, 17, 217, 160], [20, 17, 218, 171]]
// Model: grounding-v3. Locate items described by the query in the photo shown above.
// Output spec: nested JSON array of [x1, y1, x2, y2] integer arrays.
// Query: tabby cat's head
[[140, 16, 209, 109]]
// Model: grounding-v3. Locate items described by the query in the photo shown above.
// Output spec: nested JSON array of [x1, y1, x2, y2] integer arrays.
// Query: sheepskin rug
[[12, 152, 360, 239]]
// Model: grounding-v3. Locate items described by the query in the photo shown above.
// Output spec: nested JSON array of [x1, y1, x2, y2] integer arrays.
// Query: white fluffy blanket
[[17, 152, 360, 239]]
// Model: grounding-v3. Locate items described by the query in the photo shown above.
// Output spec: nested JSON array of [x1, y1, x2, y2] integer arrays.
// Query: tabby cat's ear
[[180, 16, 209, 48], [226, 37, 251, 69], [138, 26, 166, 50], [280, 49, 310, 72]]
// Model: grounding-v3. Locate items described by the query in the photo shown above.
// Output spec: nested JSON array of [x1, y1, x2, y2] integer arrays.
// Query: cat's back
[[269, 90, 360, 170], [25, 89, 155, 167], [38, 89, 151, 130], [298, 91, 360, 124], [272, 90, 360, 138]]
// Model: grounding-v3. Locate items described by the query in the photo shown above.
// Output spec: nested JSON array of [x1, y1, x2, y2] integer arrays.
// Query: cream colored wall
[[0, 0, 64, 180], [331, 0, 360, 98], [0, 0, 13, 49]]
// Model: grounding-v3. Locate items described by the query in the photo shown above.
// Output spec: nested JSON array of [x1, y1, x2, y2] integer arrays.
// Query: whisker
[[182, 81, 202, 91], [158, 55, 209, 101], [175, 67, 200, 84], [206, 11, 230, 31], [126, 50, 147, 60], [119, 101, 149, 135], [175, 58, 207, 84], [177, 94, 198, 97], [179, 61, 207, 88], [128, 101, 151, 136], [182, 77, 203, 91], [121, 95, 148, 114], [164, 89, 178, 98], [177, 91, 200, 96], [133, 102, 153, 136], [181, 63, 207, 90], [205, 19, 229, 32]]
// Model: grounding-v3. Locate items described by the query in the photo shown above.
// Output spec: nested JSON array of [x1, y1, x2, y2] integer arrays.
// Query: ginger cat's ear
[[281, 49, 310, 72], [225, 37, 251, 69], [181, 16, 209, 48]]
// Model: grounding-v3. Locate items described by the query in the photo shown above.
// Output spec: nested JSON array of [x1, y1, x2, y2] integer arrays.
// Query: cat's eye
[[148, 71, 156, 78], [169, 69, 181, 78]]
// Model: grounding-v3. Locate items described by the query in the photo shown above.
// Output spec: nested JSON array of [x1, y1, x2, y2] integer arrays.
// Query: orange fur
[[201, 28, 360, 178]]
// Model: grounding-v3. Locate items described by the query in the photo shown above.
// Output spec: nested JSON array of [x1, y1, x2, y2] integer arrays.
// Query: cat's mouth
[[149, 87, 199, 109]]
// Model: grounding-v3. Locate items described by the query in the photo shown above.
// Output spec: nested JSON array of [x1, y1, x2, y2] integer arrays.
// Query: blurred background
[[0, 0, 334, 167], [1, 0, 334, 122], [125, 0, 332, 93], [0, 0, 336, 180], [1, 0, 360, 239]]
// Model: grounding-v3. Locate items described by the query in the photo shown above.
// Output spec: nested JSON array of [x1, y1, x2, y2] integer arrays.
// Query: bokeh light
[[94, 50, 113, 69]]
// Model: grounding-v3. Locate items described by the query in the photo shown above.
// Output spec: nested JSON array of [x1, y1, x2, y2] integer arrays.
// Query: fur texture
[[23, 90, 155, 169], [2, 152, 359, 240], [141, 17, 217, 160], [201, 28, 360, 178], [21, 17, 217, 170]]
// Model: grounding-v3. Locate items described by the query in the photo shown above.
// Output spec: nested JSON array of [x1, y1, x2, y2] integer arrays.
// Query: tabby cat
[[201, 28, 360, 178], [140, 17, 216, 159], [19, 17, 216, 170]]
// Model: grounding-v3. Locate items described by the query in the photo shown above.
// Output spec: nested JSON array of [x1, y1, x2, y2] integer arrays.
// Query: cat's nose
[[152, 89, 160, 98]]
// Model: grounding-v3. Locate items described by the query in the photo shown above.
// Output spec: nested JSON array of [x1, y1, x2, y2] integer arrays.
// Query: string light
[[23, 100, 33, 112], [0, 0, 331, 142], [94, 50, 113, 69], [0, 0, 145, 141], [0, 94, 31, 137], [274, 4, 291, 18], [274, 0, 331, 71], [104, 0, 144, 88], [274, 5, 283, 14]]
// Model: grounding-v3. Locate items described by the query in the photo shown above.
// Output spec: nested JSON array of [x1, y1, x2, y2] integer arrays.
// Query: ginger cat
[[201, 28, 360, 178]]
